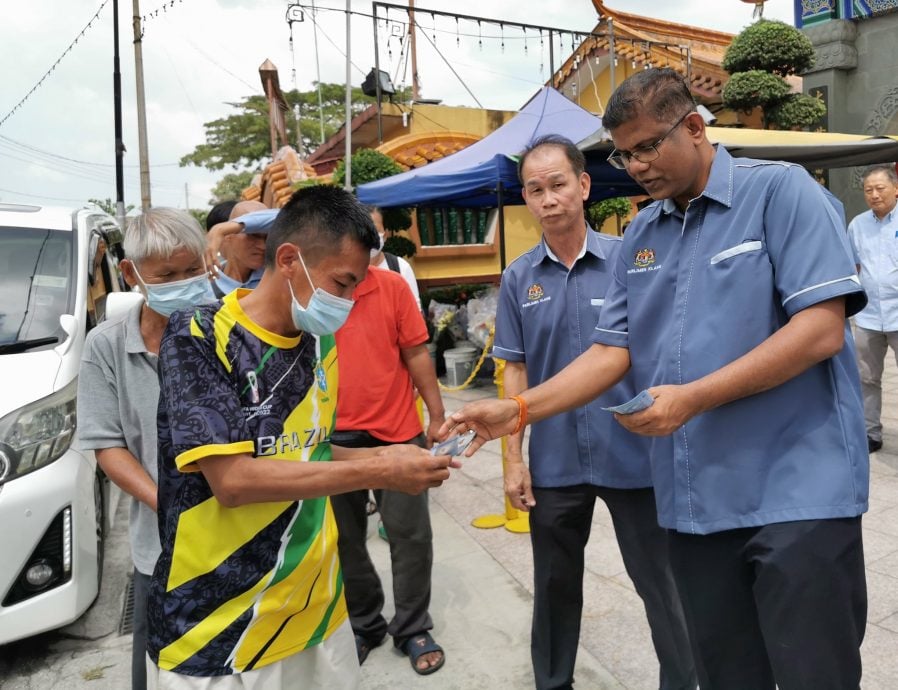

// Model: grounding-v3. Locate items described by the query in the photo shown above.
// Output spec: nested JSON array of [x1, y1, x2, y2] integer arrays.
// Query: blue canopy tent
[[356, 87, 642, 267]]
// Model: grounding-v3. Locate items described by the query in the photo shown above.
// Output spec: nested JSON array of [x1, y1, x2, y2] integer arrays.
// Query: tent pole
[[498, 181, 507, 271]]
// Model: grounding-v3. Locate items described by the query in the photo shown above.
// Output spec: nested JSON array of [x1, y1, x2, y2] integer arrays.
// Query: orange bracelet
[[510, 395, 528, 435]]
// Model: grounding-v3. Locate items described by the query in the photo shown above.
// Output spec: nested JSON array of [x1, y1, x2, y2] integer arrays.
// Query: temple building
[[796, 0, 898, 218]]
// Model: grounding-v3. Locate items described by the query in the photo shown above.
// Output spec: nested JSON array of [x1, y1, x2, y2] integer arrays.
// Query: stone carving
[[803, 20, 858, 72], [864, 87, 898, 135], [852, 87, 898, 187], [804, 20, 857, 46]]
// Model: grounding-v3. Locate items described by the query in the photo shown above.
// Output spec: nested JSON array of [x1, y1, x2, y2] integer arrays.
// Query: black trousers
[[133, 570, 151, 690], [530, 485, 696, 690], [668, 517, 866, 690], [329, 430, 433, 647]]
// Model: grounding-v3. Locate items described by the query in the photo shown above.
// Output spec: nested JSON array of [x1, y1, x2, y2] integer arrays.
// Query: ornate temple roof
[[554, 1, 736, 102]]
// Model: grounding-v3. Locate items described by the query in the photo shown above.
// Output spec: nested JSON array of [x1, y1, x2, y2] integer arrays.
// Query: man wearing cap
[[208, 201, 272, 296]]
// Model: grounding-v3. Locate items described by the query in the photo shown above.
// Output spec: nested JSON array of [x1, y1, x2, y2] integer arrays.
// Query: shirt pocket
[[709, 240, 763, 265]]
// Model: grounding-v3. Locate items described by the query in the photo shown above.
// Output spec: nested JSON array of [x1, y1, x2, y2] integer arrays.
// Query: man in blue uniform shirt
[[443, 69, 869, 689], [494, 135, 694, 690]]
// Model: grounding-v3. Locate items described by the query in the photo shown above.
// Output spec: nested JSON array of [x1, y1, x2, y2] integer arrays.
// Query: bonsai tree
[[332, 148, 414, 255], [586, 196, 632, 235], [722, 19, 825, 130]]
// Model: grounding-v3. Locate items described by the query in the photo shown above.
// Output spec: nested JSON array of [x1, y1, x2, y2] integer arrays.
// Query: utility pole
[[311, 0, 327, 145], [409, 0, 419, 101], [184, 183, 189, 210], [344, 0, 351, 190], [132, 0, 151, 210], [112, 0, 126, 230]]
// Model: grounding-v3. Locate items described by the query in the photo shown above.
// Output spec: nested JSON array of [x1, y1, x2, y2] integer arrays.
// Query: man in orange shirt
[[330, 255, 447, 676]]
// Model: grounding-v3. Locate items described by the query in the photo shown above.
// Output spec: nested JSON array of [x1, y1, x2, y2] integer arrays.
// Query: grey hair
[[123, 207, 206, 265], [862, 164, 898, 185]]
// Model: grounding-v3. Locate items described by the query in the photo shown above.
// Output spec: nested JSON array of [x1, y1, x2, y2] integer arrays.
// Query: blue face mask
[[134, 266, 212, 318], [287, 248, 354, 336]]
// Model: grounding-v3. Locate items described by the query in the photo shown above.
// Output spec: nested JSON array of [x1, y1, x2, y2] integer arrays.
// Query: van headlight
[[0, 379, 77, 485]]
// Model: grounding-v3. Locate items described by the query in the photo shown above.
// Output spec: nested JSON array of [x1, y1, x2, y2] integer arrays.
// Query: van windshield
[[0, 228, 74, 352]]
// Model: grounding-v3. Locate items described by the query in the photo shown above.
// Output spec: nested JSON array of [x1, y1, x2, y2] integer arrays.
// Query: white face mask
[[287, 247, 354, 336], [370, 233, 385, 260], [133, 264, 211, 317]]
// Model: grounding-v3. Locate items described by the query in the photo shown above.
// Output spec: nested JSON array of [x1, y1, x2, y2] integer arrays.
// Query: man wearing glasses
[[442, 68, 869, 688]]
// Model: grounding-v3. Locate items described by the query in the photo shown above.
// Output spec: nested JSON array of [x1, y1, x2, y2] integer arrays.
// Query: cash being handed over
[[601, 389, 655, 415]]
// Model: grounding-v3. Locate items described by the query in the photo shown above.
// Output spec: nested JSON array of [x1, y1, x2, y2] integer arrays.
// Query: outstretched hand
[[437, 397, 521, 457]]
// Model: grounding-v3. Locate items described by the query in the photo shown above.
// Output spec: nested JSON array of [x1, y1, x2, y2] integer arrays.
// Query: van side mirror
[[54, 314, 78, 356]]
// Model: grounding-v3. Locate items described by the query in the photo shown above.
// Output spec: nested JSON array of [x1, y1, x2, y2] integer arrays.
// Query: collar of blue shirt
[[660, 145, 754, 217], [532, 225, 608, 267]]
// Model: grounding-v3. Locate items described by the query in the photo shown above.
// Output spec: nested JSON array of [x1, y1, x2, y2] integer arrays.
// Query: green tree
[[586, 197, 631, 235], [209, 170, 255, 205], [181, 84, 411, 172], [89, 198, 135, 215], [187, 208, 209, 227], [332, 149, 413, 248], [721, 19, 824, 130]]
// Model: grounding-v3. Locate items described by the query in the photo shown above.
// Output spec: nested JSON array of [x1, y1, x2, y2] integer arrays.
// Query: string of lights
[[140, 0, 186, 30], [0, 0, 110, 129]]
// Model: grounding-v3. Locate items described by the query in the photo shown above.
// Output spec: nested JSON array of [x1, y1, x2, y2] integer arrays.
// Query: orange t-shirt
[[334, 266, 428, 442]]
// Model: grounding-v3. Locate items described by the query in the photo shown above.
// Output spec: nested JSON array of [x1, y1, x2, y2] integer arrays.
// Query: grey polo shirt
[[76, 300, 161, 574]]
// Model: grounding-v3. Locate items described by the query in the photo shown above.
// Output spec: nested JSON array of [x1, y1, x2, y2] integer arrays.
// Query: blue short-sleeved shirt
[[848, 207, 898, 332], [592, 147, 869, 534], [493, 229, 651, 489]]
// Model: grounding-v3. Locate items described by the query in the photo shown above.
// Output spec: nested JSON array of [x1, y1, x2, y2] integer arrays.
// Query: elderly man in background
[[77, 208, 212, 690], [848, 163, 898, 453]]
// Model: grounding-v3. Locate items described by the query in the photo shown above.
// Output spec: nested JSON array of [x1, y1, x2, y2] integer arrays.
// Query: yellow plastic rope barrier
[[438, 325, 495, 392]]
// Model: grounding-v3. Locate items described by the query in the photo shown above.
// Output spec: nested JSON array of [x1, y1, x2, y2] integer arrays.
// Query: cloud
[[0, 0, 795, 209]]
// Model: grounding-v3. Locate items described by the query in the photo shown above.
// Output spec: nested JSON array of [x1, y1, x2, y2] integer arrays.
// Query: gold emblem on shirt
[[634, 248, 656, 268], [527, 283, 544, 301]]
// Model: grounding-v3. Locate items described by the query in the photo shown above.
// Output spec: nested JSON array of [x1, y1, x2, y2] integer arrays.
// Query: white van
[[0, 202, 123, 644]]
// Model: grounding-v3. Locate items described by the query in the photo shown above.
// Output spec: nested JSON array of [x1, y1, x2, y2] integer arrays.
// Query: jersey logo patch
[[634, 248, 656, 268], [315, 360, 328, 392], [527, 283, 544, 301]]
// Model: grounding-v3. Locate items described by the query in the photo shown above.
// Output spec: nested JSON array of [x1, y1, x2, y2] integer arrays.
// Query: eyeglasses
[[606, 110, 695, 170]]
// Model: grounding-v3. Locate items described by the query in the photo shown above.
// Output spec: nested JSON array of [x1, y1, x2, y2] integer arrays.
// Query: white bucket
[[444, 346, 478, 387]]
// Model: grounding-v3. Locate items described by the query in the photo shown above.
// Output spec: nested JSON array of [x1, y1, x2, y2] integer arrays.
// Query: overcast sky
[[0, 0, 794, 211]]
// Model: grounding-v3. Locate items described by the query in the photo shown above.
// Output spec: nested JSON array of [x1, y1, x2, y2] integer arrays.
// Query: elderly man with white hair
[[76, 208, 213, 690]]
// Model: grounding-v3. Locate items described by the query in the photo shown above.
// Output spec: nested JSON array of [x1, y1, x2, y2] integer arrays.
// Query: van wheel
[[93, 472, 105, 594]]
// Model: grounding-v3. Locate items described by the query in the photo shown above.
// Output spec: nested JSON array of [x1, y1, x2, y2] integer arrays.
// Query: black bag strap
[[384, 252, 401, 274]]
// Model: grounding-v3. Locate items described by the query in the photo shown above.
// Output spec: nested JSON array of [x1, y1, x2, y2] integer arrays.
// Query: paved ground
[[4, 359, 898, 689]]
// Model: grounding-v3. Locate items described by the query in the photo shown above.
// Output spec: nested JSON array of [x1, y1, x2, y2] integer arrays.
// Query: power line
[[305, 10, 368, 79], [0, 187, 97, 204], [416, 22, 483, 108], [0, 134, 178, 168], [0, 0, 110, 129]]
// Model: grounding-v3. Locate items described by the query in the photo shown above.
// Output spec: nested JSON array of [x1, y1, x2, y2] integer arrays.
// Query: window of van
[[0, 228, 73, 352]]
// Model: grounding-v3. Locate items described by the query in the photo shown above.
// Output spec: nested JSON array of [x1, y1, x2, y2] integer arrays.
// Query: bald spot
[[229, 200, 267, 219]]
